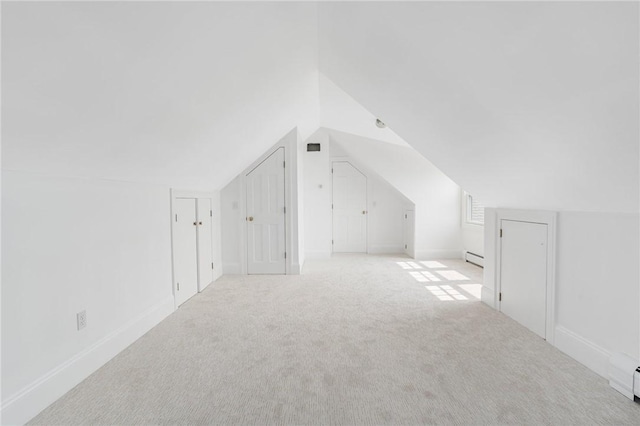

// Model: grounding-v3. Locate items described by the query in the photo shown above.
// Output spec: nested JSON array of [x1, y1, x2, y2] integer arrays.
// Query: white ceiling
[[3, 2, 319, 190], [319, 1, 639, 213], [3, 2, 638, 213]]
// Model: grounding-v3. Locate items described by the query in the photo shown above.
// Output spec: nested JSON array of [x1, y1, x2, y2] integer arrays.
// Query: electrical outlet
[[77, 310, 87, 331]]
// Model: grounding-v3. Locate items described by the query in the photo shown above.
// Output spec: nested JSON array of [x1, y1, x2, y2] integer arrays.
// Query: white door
[[500, 219, 548, 339], [246, 148, 286, 274], [404, 210, 415, 257], [332, 161, 367, 253], [197, 198, 213, 291], [174, 198, 199, 306]]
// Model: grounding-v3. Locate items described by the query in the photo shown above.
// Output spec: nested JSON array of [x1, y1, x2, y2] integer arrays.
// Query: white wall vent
[[609, 352, 640, 401]]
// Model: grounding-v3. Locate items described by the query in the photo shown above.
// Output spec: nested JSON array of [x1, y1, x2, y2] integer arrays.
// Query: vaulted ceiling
[[3, 1, 638, 212]]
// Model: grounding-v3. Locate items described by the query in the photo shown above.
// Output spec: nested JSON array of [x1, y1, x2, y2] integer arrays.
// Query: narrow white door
[[404, 210, 415, 257], [246, 148, 286, 274], [174, 198, 198, 306], [197, 198, 214, 291], [500, 220, 548, 339], [332, 161, 367, 253]]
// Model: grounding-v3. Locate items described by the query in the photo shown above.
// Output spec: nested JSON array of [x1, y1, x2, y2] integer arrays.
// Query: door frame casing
[[170, 189, 216, 309], [495, 208, 557, 344]]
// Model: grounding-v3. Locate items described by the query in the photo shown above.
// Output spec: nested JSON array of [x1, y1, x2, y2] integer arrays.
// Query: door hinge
[[332, 239, 334, 245], [405, 214, 407, 219], [177, 282, 180, 291], [405, 244, 408, 249], [331, 168, 333, 173], [283, 161, 286, 168], [210, 210, 212, 217], [284, 251, 287, 259], [284, 206, 286, 214], [175, 214, 178, 222], [499, 292, 502, 302], [500, 229, 503, 238], [331, 203, 334, 209], [211, 262, 214, 269]]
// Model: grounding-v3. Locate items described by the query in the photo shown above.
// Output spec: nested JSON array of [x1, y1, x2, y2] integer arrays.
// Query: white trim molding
[[555, 325, 611, 378], [481, 286, 495, 308], [0, 296, 175, 426]]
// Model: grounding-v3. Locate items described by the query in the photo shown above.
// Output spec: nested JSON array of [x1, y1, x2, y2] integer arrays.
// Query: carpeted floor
[[30, 255, 640, 425]]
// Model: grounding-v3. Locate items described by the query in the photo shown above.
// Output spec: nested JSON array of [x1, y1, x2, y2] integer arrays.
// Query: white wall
[[303, 132, 414, 259], [221, 177, 242, 274], [318, 1, 640, 379], [318, 1, 639, 213], [328, 130, 462, 259], [303, 133, 333, 259], [3, 2, 319, 191], [211, 191, 224, 284], [2, 3, 318, 422], [367, 178, 412, 254], [553, 212, 639, 375], [482, 209, 640, 377], [1, 171, 175, 425]]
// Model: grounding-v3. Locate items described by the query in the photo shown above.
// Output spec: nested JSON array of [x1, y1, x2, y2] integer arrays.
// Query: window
[[466, 193, 484, 225]]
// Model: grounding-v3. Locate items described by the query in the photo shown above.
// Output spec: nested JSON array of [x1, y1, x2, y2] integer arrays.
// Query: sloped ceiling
[[2, 2, 319, 190], [4, 2, 638, 212], [318, 1, 639, 213], [319, 73, 408, 147]]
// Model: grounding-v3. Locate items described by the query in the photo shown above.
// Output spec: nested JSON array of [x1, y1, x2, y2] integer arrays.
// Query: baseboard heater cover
[[609, 352, 640, 402], [464, 251, 484, 268]]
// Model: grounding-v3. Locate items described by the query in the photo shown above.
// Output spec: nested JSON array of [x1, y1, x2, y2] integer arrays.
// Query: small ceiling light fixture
[[375, 118, 387, 129]]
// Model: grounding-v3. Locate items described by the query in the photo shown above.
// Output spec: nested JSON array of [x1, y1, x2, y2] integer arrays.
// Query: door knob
[[199, 221, 202, 225], [193, 221, 197, 226], [362, 211, 366, 214], [249, 216, 254, 222]]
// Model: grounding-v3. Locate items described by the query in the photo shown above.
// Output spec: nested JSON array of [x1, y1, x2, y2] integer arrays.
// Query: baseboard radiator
[[464, 251, 484, 268], [609, 353, 640, 402]]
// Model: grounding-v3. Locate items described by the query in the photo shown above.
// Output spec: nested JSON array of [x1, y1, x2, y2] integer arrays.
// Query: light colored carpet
[[30, 255, 640, 425]]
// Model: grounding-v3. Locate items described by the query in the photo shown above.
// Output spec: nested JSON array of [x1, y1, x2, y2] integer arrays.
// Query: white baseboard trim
[[212, 267, 223, 283], [1, 295, 175, 426], [414, 249, 464, 260], [368, 245, 404, 254], [554, 325, 611, 378], [199, 269, 223, 292], [481, 286, 495, 308], [304, 251, 331, 260], [291, 262, 302, 275], [222, 262, 241, 274]]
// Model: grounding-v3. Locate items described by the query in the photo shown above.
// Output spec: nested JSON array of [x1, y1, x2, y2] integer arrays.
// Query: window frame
[[465, 193, 484, 226]]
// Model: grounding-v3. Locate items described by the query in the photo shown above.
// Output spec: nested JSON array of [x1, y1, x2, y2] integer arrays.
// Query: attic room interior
[[2, 1, 639, 425]]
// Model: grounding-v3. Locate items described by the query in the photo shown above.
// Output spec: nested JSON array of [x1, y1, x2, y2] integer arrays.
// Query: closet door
[[174, 198, 198, 306], [332, 161, 367, 253], [197, 198, 214, 290]]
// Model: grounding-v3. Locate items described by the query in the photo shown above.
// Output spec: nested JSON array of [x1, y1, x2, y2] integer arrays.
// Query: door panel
[[500, 219, 548, 338], [332, 161, 367, 253], [246, 148, 286, 274], [174, 198, 198, 306], [197, 198, 213, 291], [404, 210, 415, 257]]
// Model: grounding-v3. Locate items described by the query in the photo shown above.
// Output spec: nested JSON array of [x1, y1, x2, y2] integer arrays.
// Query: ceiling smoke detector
[[375, 119, 387, 129]]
